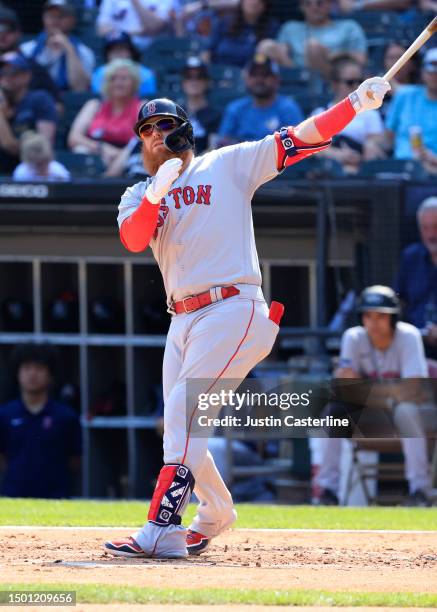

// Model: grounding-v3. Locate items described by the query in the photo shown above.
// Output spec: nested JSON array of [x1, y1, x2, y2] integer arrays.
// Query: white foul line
[[0, 526, 435, 534]]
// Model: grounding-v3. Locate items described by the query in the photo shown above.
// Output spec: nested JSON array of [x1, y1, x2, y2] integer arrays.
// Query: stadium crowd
[[0, 0, 435, 179]]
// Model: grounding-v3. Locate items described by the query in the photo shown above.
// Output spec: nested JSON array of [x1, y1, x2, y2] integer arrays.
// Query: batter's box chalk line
[[56, 559, 216, 568]]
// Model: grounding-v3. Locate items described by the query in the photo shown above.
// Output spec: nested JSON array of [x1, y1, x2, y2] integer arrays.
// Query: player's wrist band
[[314, 97, 356, 141]]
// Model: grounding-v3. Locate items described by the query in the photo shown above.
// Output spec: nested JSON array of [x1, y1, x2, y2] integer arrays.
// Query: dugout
[[0, 177, 432, 499]]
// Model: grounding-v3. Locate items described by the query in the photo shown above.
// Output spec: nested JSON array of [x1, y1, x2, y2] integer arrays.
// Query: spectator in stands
[[385, 48, 437, 163], [181, 57, 221, 153], [0, 6, 59, 101], [383, 42, 418, 96], [20, 0, 95, 93], [378, 42, 418, 122], [394, 197, 437, 359], [0, 343, 81, 499], [256, 0, 367, 78], [105, 56, 220, 177], [336, 0, 414, 13], [217, 54, 303, 145], [96, 0, 178, 51], [312, 285, 433, 507], [178, 0, 238, 49], [0, 53, 57, 176], [68, 59, 143, 167], [312, 55, 385, 173], [13, 131, 70, 182], [91, 31, 157, 99], [207, 0, 280, 68]]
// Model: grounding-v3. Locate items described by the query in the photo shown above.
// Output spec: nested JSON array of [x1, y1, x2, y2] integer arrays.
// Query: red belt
[[172, 286, 240, 314]]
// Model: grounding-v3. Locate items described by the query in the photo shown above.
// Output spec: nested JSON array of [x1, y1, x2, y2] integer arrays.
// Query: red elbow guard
[[275, 127, 331, 171], [120, 195, 161, 252], [314, 97, 356, 141]]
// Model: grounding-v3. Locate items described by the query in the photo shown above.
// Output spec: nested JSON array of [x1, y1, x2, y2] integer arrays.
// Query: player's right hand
[[146, 158, 183, 204], [349, 77, 391, 114]]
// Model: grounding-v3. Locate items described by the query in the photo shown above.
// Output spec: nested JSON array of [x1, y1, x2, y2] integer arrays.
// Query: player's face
[[362, 311, 392, 341], [140, 115, 186, 176], [18, 362, 51, 395], [419, 210, 437, 256]]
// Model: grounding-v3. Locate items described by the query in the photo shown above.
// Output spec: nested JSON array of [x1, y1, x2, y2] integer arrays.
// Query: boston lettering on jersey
[[153, 184, 212, 239]]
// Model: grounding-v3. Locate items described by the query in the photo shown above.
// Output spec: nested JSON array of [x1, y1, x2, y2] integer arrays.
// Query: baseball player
[[105, 75, 391, 559], [313, 286, 433, 507]]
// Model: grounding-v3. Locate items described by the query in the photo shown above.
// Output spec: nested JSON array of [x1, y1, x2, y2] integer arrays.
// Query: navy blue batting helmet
[[134, 98, 195, 153]]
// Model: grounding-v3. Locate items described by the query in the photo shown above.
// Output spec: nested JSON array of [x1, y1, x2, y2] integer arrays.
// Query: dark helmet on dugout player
[[134, 98, 195, 153], [357, 285, 400, 314]]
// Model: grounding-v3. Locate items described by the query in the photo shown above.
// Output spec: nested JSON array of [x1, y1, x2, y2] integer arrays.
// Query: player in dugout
[[105, 66, 391, 559]]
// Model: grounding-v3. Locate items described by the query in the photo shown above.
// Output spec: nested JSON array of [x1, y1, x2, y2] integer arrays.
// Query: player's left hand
[[349, 77, 391, 114]]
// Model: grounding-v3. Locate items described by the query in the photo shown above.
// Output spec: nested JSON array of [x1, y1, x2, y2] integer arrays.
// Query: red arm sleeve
[[313, 97, 356, 141], [119, 195, 161, 253]]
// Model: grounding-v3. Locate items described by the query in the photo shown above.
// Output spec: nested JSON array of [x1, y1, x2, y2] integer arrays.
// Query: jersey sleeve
[[117, 180, 150, 228], [338, 328, 361, 373], [399, 327, 428, 377], [221, 135, 279, 194]]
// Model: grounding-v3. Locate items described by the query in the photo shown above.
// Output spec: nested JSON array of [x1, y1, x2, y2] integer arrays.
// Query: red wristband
[[120, 195, 160, 252], [314, 97, 356, 141]]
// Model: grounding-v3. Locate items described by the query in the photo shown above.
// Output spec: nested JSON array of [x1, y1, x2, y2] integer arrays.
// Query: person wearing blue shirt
[[394, 197, 437, 359], [209, 0, 279, 68], [0, 343, 81, 498], [91, 32, 157, 99], [385, 48, 437, 161], [218, 55, 303, 145]]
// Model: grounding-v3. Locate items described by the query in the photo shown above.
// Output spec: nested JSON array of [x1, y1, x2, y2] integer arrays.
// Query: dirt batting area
[[0, 527, 436, 596]]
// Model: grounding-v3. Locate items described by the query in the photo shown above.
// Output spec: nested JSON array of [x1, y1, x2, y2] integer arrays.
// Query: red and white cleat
[[104, 536, 147, 558], [186, 529, 210, 555]]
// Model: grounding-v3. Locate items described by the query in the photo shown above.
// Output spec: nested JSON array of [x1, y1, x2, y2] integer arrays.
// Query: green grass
[[0, 498, 436, 530], [1, 584, 436, 607]]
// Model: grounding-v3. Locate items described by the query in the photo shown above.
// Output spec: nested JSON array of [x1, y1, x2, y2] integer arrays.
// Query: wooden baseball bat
[[367, 16, 436, 98], [384, 16, 437, 81]]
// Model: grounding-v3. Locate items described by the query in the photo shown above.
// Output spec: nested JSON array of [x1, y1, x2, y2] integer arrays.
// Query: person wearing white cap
[[385, 47, 437, 165]]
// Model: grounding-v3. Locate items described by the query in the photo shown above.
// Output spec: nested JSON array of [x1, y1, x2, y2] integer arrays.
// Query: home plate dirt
[[0, 528, 436, 593]]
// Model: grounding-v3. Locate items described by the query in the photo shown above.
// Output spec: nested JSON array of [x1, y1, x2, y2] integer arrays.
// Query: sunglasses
[[335, 78, 362, 86], [139, 117, 179, 137]]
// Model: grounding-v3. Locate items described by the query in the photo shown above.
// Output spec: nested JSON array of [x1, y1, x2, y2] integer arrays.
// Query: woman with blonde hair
[[68, 59, 143, 167], [13, 131, 70, 182]]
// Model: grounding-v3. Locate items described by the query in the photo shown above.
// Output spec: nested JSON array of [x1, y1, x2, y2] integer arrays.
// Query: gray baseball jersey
[[117, 136, 278, 303], [338, 322, 428, 378]]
